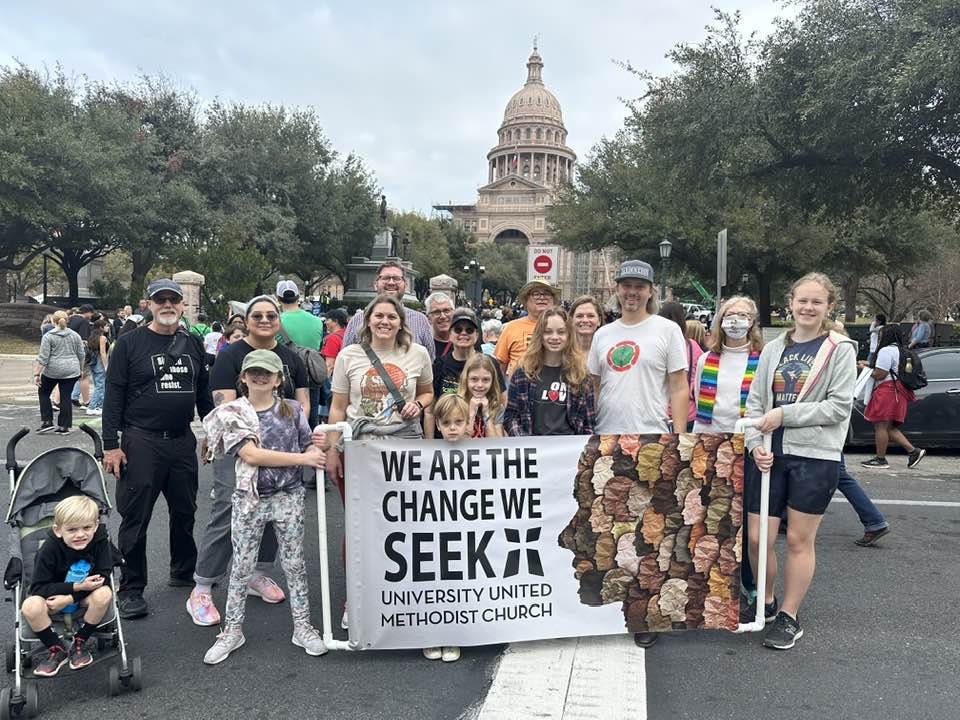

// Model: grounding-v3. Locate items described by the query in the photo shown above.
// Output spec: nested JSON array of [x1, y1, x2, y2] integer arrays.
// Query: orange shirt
[[493, 316, 538, 376]]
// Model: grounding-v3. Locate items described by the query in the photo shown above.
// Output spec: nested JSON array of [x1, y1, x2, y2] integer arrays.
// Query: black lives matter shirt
[[102, 327, 213, 450], [210, 340, 308, 401]]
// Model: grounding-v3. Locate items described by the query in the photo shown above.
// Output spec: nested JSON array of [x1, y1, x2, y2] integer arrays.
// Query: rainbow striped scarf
[[696, 350, 760, 424]]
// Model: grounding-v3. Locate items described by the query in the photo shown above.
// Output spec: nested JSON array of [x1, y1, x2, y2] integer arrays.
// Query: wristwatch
[[415, 400, 425, 412]]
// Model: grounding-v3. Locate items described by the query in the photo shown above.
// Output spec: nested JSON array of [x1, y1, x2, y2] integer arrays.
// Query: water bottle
[[62, 559, 92, 614]]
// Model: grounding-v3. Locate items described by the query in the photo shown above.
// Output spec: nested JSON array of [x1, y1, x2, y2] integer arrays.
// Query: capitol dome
[[486, 44, 576, 188]]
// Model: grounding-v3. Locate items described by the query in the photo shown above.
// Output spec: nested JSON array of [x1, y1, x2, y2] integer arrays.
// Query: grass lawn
[[0, 332, 39, 355]]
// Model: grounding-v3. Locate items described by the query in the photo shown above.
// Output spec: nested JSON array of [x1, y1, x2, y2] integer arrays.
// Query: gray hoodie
[[745, 330, 858, 461], [37, 327, 84, 379]]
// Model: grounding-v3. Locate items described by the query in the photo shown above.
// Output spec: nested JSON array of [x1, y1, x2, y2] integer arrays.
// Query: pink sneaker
[[186, 588, 220, 626], [247, 574, 285, 603]]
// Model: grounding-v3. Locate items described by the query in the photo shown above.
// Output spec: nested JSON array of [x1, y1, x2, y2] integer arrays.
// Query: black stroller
[[2, 425, 142, 719]]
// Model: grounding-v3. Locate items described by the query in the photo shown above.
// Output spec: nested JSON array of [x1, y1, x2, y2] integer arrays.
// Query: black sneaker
[[764, 597, 779, 623], [68, 637, 93, 670], [763, 611, 803, 650], [118, 591, 149, 619], [907, 448, 926, 469], [855, 526, 891, 547], [739, 596, 780, 624], [860, 456, 889, 469], [36, 422, 55, 434], [633, 632, 659, 648], [54, 426, 72, 435], [71, 399, 82, 408], [33, 644, 68, 677]]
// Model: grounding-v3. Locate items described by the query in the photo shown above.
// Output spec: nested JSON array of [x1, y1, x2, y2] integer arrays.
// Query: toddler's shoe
[[69, 637, 93, 670], [422, 647, 442, 660], [34, 645, 68, 677], [441, 646, 461, 663]]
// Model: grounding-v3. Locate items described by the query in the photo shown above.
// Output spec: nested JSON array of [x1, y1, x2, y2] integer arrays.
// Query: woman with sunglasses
[[186, 295, 312, 627], [424, 307, 505, 438]]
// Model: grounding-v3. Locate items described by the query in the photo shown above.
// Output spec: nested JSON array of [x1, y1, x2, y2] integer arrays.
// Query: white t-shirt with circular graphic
[[587, 315, 687, 433], [331, 343, 433, 424]]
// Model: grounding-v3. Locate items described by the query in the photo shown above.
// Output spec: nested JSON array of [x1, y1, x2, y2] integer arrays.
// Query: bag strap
[[361, 343, 406, 408], [277, 325, 294, 346]]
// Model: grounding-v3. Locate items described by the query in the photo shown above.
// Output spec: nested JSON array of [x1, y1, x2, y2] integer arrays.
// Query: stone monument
[[342, 227, 419, 309], [173, 270, 204, 325], [429, 274, 458, 303]]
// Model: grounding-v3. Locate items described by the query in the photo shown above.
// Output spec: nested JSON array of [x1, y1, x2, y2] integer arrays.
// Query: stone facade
[[434, 44, 616, 303]]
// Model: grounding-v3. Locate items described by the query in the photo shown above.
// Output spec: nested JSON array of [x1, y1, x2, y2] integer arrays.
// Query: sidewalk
[[0, 354, 40, 405]]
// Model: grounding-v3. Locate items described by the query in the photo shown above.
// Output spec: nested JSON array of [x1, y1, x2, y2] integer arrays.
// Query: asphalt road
[[0, 402, 957, 719]]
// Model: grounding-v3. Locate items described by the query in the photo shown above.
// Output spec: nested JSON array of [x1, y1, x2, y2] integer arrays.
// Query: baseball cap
[[78, 303, 95, 314], [147, 279, 184, 299], [275, 279, 300, 303], [614, 260, 655, 283], [325, 308, 348, 326], [517, 279, 560, 303], [450, 307, 480, 331], [241, 349, 283, 374]]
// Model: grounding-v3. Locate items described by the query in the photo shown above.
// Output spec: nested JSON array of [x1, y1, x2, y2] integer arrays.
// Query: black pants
[[38, 375, 79, 428], [116, 427, 199, 593]]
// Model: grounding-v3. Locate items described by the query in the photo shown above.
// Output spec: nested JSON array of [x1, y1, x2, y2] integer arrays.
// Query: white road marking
[[832, 498, 960, 508], [475, 635, 646, 720]]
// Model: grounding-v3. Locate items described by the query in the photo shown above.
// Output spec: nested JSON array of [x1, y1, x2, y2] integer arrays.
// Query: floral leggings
[[223, 486, 310, 630]]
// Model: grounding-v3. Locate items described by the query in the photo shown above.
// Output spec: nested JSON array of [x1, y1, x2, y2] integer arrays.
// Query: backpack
[[893, 345, 928, 391], [277, 326, 327, 387]]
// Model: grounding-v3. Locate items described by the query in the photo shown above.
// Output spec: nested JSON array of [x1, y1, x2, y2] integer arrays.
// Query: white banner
[[344, 433, 745, 649]]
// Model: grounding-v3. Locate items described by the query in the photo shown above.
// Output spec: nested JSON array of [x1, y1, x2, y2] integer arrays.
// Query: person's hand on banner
[[752, 446, 774, 472], [755, 407, 783, 434]]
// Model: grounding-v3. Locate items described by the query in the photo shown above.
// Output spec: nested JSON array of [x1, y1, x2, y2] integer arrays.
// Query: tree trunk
[[756, 270, 773, 326], [129, 248, 157, 305], [0, 271, 9, 303], [843, 275, 859, 323]]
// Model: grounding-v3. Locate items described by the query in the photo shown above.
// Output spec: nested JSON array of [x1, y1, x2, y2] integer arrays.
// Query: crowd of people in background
[[24, 257, 938, 674]]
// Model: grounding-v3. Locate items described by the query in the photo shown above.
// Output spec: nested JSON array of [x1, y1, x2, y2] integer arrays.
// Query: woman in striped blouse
[[692, 296, 764, 433]]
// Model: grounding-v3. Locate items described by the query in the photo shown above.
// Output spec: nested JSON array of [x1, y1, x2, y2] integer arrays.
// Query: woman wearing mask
[[693, 296, 763, 433]]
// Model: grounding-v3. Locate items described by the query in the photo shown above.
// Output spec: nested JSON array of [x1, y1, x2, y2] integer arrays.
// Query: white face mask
[[721, 317, 751, 339]]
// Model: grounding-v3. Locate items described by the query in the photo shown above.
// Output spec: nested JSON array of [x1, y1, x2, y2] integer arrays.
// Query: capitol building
[[434, 44, 617, 303]]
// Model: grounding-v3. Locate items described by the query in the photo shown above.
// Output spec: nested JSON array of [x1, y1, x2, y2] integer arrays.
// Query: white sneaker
[[422, 647, 442, 660], [292, 623, 327, 656], [203, 629, 245, 665], [340, 608, 349, 630], [441, 646, 461, 663], [85, 407, 102, 415]]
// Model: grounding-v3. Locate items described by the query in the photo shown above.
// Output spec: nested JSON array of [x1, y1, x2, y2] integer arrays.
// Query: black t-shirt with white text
[[532, 365, 574, 436], [210, 340, 308, 400], [101, 327, 212, 450]]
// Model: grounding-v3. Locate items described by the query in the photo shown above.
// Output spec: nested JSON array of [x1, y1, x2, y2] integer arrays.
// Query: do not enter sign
[[527, 245, 560, 284], [533, 255, 553, 274]]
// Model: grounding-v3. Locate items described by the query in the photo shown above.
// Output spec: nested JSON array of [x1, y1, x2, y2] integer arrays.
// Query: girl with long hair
[[84, 318, 111, 415], [503, 307, 595, 436], [457, 353, 505, 438], [744, 272, 857, 650]]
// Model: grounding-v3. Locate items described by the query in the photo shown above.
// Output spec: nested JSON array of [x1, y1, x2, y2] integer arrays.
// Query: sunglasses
[[249, 312, 279, 322], [452, 324, 476, 334], [152, 295, 182, 305]]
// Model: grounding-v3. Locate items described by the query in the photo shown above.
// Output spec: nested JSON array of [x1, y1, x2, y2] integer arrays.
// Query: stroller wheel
[[4, 645, 13, 673], [108, 663, 121, 696], [130, 656, 142, 691], [0, 687, 11, 720], [23, 684, 37, 718]]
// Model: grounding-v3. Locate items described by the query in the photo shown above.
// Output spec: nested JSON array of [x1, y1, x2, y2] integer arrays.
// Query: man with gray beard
[[102, 279, 213, 618]]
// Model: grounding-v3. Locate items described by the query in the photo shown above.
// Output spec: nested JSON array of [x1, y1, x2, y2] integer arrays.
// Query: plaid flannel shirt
[[504, 367, 596, 437]]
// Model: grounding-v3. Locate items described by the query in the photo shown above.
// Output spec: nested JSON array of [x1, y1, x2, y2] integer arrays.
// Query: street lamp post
[[463, 259, 485, 307], [658, 239, 672, 302]]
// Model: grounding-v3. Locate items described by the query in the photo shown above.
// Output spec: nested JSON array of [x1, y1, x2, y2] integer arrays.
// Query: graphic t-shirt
[[532, 365, 573, 435], [588, 315, 687, 433], [251, 399, 311, 496], [773, 335, 827, 407], [331, 343, 433, 424]]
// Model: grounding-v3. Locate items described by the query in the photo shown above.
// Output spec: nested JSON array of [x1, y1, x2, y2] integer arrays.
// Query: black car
[[848, 347, 960, 449]]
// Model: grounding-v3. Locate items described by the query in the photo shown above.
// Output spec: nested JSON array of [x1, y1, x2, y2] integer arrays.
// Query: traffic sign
[[533, 254, 553, 274], [527, 245, 559, 284]]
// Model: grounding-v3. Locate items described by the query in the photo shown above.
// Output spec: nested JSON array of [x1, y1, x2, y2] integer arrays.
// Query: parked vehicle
[[848, 347, 960, 449], [681, 303, 713, 325]]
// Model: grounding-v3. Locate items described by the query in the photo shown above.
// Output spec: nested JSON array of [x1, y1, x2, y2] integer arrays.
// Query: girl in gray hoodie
[[34, 310, 85, 433], [744, 272, 857, 650]]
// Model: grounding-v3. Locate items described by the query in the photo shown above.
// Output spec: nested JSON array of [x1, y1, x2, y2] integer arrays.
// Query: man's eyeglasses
[[249, 312, 279, 322], [378, 275, 405, 283], [529, 290, 553, 299], [152, 295, 181, 305], [428, 308, 453, 317]]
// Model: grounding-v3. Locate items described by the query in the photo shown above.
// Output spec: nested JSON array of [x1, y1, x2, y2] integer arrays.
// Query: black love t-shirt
[[210, 340, 308, 400], [531, 365, 574, 436]]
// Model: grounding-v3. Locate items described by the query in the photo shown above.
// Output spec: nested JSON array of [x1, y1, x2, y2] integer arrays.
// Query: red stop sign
[[533, 255, 553, 274]]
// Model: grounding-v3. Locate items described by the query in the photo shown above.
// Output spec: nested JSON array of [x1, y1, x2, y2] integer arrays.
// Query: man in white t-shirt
[[587, 259, 689, 649], [588, 260, 689, 435]]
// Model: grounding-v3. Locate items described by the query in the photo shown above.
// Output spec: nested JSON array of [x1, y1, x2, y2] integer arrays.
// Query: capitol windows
[[525, 128, 531, 140], [535, 129, 541, 141], [546, 130, 553, 142], [479, 218, 487, 229], [534, 164, 541, 178]]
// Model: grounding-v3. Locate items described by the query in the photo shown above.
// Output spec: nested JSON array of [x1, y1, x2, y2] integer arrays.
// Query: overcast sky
[[1, 1, 791, 214]]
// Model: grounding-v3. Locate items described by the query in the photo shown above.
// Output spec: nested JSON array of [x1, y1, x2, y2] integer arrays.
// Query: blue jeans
[[88, 358, 106, 409], [837, 455, 888, 532]]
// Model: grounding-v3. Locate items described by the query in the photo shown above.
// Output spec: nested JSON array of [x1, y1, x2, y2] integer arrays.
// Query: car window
[[921, 351, 960, 380]]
